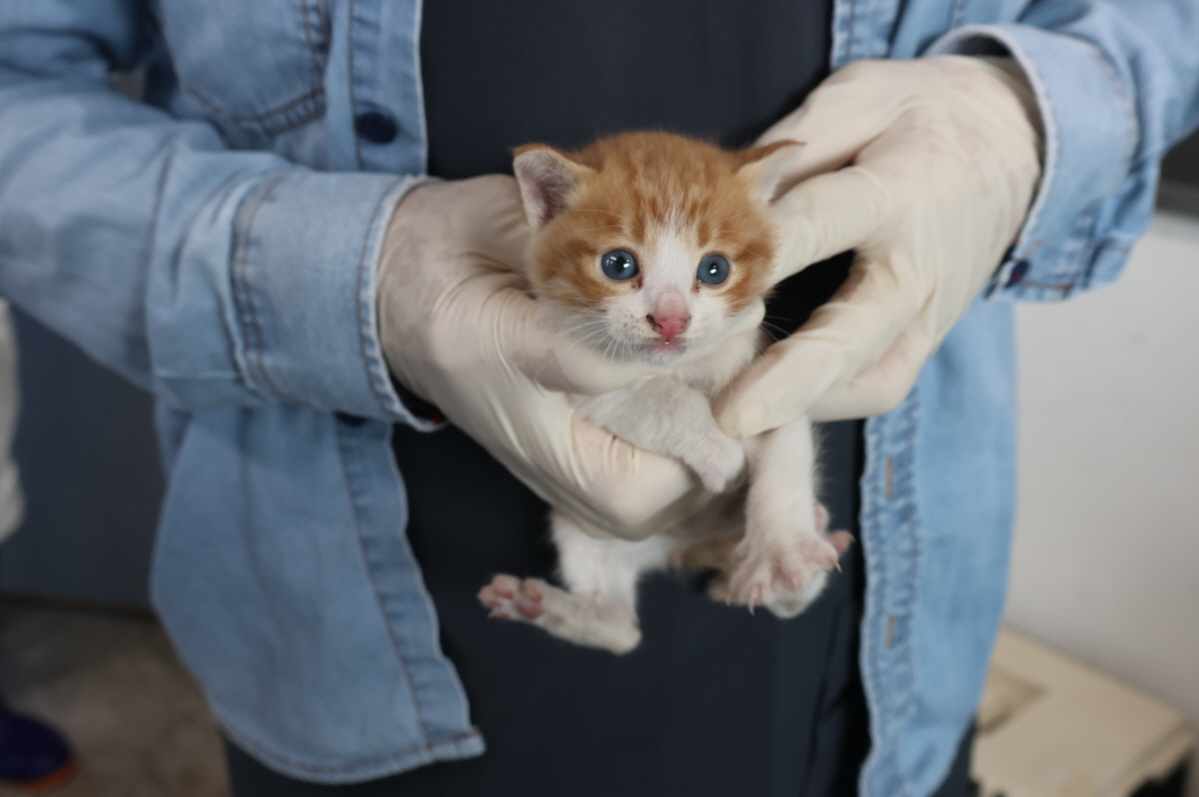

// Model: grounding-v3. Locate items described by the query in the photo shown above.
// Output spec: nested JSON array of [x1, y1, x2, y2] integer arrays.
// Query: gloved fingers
[[483, 283, 658, 394], [714, 258, 917, 437], [756, 60, 903, 183], [807, 322, 933, 422], [566, 416, 698, 540], [768, 166, 891, 282], [456, 175, 532, 272], [388, 175, 531, 278], [480, 388, 695, 539]]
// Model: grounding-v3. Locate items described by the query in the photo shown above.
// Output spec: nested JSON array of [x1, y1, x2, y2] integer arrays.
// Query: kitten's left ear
[[735, 140, 806, 204], [513, 144, 595, 231]]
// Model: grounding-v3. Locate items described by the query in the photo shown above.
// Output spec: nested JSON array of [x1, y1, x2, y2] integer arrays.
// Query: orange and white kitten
[[478, 132, 851, 653]]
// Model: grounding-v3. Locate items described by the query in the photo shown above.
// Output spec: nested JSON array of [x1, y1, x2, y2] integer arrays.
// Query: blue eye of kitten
[[600, 249, 639, 281], [697, 254, 730, 285]]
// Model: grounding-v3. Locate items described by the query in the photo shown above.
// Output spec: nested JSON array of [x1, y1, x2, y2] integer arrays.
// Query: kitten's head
[[513, 131, 803, 366]]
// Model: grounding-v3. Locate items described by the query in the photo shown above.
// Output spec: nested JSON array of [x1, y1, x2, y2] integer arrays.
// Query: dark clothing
[[421, 0, 834, 176], [226, 727, 976, 797], [226, 1, 976, 794]]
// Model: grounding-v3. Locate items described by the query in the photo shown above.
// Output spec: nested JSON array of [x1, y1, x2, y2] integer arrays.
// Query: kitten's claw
[[828, 530, 854, 555], [765, 529, 853, 617], [726, 512, 847, 616]]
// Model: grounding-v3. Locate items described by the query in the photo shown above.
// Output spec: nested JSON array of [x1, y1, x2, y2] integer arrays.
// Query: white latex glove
[[378, 175, 698, 539], [715, 56, 1043, 436]]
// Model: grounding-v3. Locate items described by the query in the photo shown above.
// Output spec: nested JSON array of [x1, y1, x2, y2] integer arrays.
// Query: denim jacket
[[1, 1, 1197, 794]]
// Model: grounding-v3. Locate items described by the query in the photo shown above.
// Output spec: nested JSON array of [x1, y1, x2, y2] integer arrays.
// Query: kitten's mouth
[[649, 337, 687, 354]]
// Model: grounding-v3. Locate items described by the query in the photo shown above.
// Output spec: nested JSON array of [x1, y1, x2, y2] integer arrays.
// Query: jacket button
[[1006, 259, 1031, 287], [354, 111, 398, 144], [335, 412, 367, 427]]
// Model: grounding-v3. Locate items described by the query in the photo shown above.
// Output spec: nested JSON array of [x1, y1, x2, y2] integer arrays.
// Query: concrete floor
[[0, 598, 230, 796]]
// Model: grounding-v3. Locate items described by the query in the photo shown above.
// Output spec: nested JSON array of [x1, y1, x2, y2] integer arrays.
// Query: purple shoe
[[0, 704, 76, 792]]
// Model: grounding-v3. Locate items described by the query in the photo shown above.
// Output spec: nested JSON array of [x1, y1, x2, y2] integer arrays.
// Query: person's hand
[[715, 56, 1042, 435], [378, 175, 699, 538]]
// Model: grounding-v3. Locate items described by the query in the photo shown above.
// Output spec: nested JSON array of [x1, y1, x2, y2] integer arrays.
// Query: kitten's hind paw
[[478, 574, 544, 621], [478, 575, 642, 654]]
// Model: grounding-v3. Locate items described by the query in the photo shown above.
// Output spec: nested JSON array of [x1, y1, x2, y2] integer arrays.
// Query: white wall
[[1010, 208, 1199, 795]]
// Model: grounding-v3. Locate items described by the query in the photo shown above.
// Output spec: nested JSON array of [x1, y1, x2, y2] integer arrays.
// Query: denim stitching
[[230, 174, 290, 401], [949, 0, 970, 30], [166, 1, 328, 136], [219, 713, 481, 778], [354, 182, 407, 416], [860, 389, 922, 797], [960, 26, 1139, 298], [896, 392, 928, 797], [844, 0, 858, 65], [334, 423, 432, 739], [1083, 36, 1138, 178], [301, 0, 329, 82], [178, 79, 326, 136], [348, 0, 364, 170], [411, 0, 429, 173]]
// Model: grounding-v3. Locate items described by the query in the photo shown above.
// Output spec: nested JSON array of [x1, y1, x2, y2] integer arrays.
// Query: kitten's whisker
[[759, 320, 794, 341], [529, 322, 613, 383], [603, 337, 616, 364], [560, 318, 608, 335], [563, 324, 611, 348], [565, 329, 610, 351]]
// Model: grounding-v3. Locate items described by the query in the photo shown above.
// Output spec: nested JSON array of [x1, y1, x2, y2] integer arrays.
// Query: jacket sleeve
[[0, 1, 420, 421], [929, 1, 1199, 301]]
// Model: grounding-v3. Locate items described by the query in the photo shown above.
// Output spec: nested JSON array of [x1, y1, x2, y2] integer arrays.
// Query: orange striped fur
[[516, 132, 795, 317]]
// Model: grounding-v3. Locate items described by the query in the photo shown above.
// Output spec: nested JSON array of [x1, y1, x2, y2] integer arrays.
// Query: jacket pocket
[[158, 0, 328, 137]]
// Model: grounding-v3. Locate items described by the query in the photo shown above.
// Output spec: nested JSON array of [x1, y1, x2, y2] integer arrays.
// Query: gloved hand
[[377, 175, 698, 538], [715, 56, 1043, 435]]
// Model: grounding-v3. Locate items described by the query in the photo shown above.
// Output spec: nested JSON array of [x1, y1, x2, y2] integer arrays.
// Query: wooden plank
[[973, 626, 1194, 797]]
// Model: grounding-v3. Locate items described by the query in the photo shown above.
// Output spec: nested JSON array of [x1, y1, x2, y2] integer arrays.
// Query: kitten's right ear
[[513, 145, 593, 230]]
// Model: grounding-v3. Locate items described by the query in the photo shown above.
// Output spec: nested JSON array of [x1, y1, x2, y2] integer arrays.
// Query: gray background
[[1, 309, 163, 607]]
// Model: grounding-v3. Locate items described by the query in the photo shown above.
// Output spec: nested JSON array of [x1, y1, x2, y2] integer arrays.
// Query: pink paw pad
[[478, 575, 544, 620]]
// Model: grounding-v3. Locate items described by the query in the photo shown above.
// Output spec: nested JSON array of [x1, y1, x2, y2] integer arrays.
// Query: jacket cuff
[[227, 170, 433, 424], [929, 25, 1140, 301]]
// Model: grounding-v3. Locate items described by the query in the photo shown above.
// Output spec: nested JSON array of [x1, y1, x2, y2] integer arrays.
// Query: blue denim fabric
[[1, 0, 1198, 793]]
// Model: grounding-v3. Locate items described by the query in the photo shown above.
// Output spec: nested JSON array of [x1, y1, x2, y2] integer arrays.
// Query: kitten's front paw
[[726, 527, 852, 612], [712, 536, 854, 618], [726, 536, 835, 610], [686, 434, 746, 493], [478, 574, 545, 621], [710, 568, 828, 619], [762, 570, 830, 618]]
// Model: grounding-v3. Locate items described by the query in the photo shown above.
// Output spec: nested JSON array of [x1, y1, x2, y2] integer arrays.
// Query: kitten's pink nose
[[647, 312, 690, 339]]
